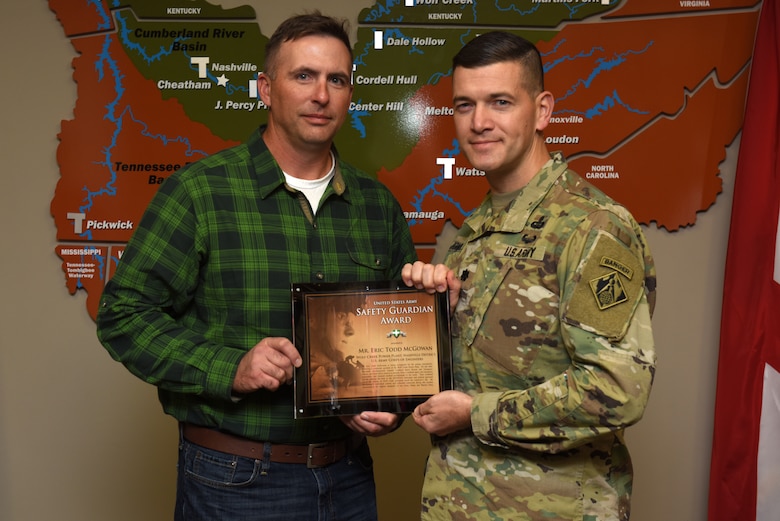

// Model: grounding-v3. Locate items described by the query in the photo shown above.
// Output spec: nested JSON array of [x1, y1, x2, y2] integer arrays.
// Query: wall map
[[48, 0, 762, 319]]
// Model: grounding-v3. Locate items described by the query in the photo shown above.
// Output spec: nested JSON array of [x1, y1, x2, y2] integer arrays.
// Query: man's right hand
[[232, 337, 302, 394], [402, 261, 461, 313]]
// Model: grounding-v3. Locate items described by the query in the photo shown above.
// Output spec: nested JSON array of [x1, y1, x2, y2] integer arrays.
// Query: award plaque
[[292, 280, 452, 418]]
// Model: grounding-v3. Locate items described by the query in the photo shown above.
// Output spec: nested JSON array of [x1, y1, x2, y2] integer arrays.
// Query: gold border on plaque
[[292, 281, 452, 418]]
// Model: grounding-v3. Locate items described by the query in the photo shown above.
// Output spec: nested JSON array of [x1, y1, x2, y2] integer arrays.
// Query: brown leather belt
[[182, 423, 356, 468]]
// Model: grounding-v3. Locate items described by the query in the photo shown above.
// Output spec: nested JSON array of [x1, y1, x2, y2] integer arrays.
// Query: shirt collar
[[248, 125, 348, 200]]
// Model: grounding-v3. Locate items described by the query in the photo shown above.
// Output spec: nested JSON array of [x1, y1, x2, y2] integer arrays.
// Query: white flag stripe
[[757, 363, 780, 521], [775, 205, 780, 283]]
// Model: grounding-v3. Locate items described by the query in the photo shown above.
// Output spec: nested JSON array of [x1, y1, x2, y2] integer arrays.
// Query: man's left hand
[[341, 412, 399, 436], [412, 390, 473, 436]]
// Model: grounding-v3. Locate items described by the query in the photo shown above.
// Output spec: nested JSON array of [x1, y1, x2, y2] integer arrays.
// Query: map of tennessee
[[49, 0, 762, 319]]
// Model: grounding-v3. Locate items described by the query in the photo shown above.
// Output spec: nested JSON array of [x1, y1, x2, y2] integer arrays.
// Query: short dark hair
[[264, 11, 352, 78], [452, 31, 544, 95]]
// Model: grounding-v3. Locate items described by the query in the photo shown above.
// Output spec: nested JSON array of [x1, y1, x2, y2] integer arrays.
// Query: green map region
[[48, 0, 762, 319]]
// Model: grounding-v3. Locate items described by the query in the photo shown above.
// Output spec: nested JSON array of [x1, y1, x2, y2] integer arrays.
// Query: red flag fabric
[[708, 0, 780, 520]]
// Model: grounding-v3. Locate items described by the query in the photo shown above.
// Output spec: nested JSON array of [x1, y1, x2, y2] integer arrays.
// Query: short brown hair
[[264, 11, 352, 78]]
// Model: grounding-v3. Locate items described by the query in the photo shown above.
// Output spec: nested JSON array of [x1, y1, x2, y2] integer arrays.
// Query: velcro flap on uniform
[[563, 230, 644, 340]]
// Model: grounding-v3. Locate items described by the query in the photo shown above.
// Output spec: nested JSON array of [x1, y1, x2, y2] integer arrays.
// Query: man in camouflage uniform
[[402, 31, 656, 521]]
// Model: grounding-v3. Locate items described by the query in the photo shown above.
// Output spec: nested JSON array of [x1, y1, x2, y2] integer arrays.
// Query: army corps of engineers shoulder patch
[[590, 257, 634, 310], [565, 230, 644, 340]]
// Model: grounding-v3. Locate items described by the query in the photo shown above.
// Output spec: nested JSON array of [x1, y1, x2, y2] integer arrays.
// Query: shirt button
[[315, 272, 324, 280]]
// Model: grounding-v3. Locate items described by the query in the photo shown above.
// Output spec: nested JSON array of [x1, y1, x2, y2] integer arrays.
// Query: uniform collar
[[466, 152, 568, 236]]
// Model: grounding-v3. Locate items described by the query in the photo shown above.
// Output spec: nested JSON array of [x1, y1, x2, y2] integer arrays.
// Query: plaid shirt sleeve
[[96, 166, 246, 402]]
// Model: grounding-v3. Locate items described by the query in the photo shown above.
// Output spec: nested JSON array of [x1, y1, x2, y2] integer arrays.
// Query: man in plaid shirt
[[97, 11, 416, 521]]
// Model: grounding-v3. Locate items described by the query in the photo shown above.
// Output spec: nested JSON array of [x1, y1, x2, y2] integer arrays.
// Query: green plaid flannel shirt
[[96, 126, 416, 443]]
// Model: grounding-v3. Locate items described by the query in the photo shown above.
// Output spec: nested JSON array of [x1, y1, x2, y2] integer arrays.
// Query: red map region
[[51, 25, 238, 317], [56, 244, 124, 321], [49, 0, 113, 37], [378, 10, 759, 237], [377, 78, 487, 247], [569, 72, 748, 227], [56, 244, 107, 320], [537, 12, 758, 230], [51, 34, 239, 243], [107, 246, 124, 281], [609, 0, 759, 16]]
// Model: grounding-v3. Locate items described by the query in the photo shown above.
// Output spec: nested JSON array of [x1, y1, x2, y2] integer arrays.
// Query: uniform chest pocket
[[462, 257, 568, 384]]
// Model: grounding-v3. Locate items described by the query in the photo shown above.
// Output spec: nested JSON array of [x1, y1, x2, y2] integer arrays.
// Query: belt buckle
[[306, 441, 330, 469]]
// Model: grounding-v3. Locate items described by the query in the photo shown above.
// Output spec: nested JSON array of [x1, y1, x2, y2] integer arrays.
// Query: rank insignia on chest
[[589, 271, 629, 310]]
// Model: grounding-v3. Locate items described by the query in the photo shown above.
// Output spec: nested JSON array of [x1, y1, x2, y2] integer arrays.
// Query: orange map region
[[377, 78, 487, 246], [377, 9, 759, 238], [536, 11, 758, 229], [51, 33, 239, 243], [49, 0, 113, 37], [55, 244, 123, 320], [50, 5, 240, 318]]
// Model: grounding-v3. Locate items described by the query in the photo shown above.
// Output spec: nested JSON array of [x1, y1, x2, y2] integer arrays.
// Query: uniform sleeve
[[96, 174, 244, 400], [471, 210, 657, 453]]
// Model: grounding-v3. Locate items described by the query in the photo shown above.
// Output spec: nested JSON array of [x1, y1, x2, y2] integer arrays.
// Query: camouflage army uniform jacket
[[421, 153, 657, 521]]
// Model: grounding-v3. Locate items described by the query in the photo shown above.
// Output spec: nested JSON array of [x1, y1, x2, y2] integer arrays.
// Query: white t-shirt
[[283, 152, 335, 214]]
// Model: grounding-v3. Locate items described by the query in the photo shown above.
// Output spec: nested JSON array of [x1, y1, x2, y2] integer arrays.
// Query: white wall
[[0, 1, 736, 519]]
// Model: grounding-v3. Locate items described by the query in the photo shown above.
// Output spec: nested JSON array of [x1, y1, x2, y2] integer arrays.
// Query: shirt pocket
[[345, 239, 389, 278]]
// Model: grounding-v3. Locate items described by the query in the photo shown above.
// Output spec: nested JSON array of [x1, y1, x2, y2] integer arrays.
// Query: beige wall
[[1, 1, 736, 519]]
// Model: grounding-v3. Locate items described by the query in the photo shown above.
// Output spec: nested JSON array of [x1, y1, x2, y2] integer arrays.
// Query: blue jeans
[[174, 435, 378, 521]]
